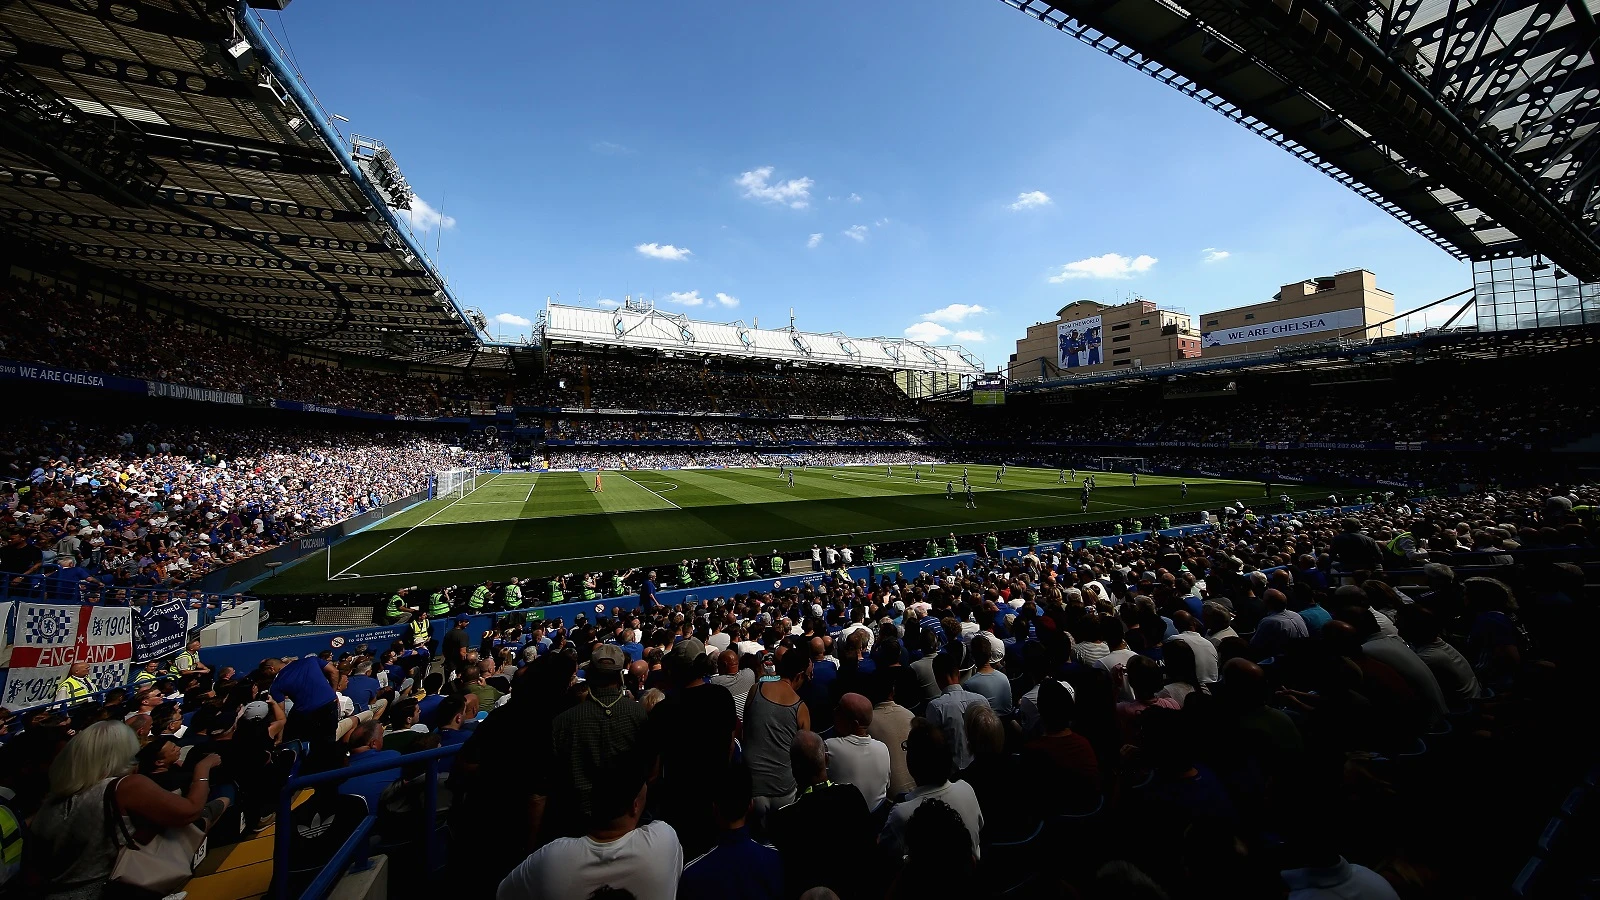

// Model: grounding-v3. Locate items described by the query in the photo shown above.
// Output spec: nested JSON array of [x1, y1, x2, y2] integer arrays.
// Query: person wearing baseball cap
[[549, 642, 649, 835]]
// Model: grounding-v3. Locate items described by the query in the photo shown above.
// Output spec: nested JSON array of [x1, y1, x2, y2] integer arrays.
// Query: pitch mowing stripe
[[296, 469, 1324, 592]]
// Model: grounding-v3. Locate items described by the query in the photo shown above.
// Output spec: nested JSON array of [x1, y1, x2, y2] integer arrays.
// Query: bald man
[[824, 693, 891, 809], [709, 649, 756, 720]]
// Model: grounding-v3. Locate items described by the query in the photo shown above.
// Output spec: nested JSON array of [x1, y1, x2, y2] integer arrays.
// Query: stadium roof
[[543, 301, 986, 376], [1002, 0, 1600, 281], [0, 0, 501, 367]]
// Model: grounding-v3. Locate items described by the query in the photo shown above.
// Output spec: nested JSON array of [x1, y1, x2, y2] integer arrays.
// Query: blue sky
[[262, 0, 1471, 368]]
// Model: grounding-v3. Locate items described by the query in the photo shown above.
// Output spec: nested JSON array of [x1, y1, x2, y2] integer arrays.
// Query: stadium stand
[[4, 1, 1599, 899], [5, 487, 1597, 900]]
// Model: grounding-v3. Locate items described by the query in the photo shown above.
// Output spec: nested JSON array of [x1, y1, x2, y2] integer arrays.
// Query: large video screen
[[972, 375, 1006, 405]]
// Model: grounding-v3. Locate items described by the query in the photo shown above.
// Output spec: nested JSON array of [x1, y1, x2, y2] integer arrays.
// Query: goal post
[[1099, 457, 1146, 473], [434, 467, 478, 499]]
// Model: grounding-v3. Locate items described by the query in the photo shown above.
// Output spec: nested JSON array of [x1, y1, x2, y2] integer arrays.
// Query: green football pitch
[[259, 465, 1337, 596]]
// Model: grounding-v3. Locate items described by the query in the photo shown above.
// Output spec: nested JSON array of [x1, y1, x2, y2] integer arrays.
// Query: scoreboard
[[972, 375, 1006, 405]]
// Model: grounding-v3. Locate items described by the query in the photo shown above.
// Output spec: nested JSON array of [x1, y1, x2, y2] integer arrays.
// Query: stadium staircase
[[183, 789, 315, 900]]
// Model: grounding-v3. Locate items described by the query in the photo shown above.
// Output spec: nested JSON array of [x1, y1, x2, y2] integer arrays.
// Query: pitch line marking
[[330, 472, 500, 579], [620, 471, 682, 509]]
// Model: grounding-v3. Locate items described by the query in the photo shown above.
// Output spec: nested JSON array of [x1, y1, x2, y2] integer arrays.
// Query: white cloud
[[1048, 252, 1158, 282], [847, 192, 862, 203], [923, 303, 987, 323], [807, 232, 823, 249], [736, 166, 813, 209], [493, 312, 532, 328], [874, 218, 890, 227], [843, 224, 868, 242], [715, 292, 740, 308], [591, 140, 633, 156], [597, 299, 619, 309], [392, 194, 456, 234], [904, 321, 951, 342], [953, 330, 986, 342], [1202, 248, 1231, 263], [664, 290, 704, 307], [636, 242, 693, 261], [1009, 190, 1052, 211]]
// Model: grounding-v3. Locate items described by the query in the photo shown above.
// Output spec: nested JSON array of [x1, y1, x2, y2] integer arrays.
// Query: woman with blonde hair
[[28, 720, 228, 900]]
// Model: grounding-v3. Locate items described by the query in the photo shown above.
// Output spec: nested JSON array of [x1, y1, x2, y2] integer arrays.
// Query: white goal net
[[1099, 457, 1146, 473], [435, 467, 478, 499]]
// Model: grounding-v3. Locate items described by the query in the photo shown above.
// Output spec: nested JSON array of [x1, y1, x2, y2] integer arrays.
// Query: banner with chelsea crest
[[3, 603, 133, 707]]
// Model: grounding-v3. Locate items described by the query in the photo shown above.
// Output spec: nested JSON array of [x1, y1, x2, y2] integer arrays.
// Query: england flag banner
[[4, 603, 133, 707]]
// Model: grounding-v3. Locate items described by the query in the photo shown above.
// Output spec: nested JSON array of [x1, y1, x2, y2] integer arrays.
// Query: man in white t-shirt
[[824, 693, 892, 809], [497, 754, 680, 900], [1093, 618, 1139, 701], [881, 718, 984, 860]]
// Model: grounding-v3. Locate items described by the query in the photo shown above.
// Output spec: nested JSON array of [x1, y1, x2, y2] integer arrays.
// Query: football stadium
[[2, 2, 1600, 900]]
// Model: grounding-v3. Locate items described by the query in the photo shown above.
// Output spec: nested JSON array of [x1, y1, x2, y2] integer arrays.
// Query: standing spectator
[[768, 731, 872, 900], [548, 645, 648, 837], [824, 693, 891, 810], [925, 652, 989, 774], [743, 648, 811, 828], [443, 615, 472, 679], [498, 750, 679, 900], [866, 670, 916, 799], [677, 761, 783, 900], [265, 655, 340, 765]]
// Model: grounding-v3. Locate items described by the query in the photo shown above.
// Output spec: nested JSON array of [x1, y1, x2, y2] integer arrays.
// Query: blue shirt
[[342, 749, 402, 809], [620, 641, 645, 663], [270, 657, 337, 713], [344, 675, 381, 712], [1295, 603, 1332, 634], [418, 694, 444, 726], [678, 826, 783, 900]]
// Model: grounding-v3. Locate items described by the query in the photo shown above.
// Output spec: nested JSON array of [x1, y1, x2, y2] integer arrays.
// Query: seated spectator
[[1023, 679, 1100, 814], [957, 703, 1039, 843], [1395, 605, 1482, 709], [880, 718, 983, 861], [340, 720, 401, 810], [885, 798, 979, 900]]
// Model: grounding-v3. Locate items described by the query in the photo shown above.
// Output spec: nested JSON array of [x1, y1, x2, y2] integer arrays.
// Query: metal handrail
[[273, 742, 462, 900]]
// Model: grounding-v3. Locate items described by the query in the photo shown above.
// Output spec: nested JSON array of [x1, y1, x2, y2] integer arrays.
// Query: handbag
[[102, 778, 209, 895]]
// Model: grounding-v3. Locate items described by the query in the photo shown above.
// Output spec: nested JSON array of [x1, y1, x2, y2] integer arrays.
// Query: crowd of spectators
[[3, 280, 505, 417], [537, 353, 921, 417], [0, 421, 506, 589], [935, 379, 1595, 449], [546, 417, 930, 445], [2, 486, 1593, 899]]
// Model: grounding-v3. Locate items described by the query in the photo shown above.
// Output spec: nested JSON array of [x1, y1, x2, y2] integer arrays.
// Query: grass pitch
[[260, 465, 1333, 595]]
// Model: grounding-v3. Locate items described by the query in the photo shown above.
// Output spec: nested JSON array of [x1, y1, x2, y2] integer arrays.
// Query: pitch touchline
[[330, 472, 502, 579]]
